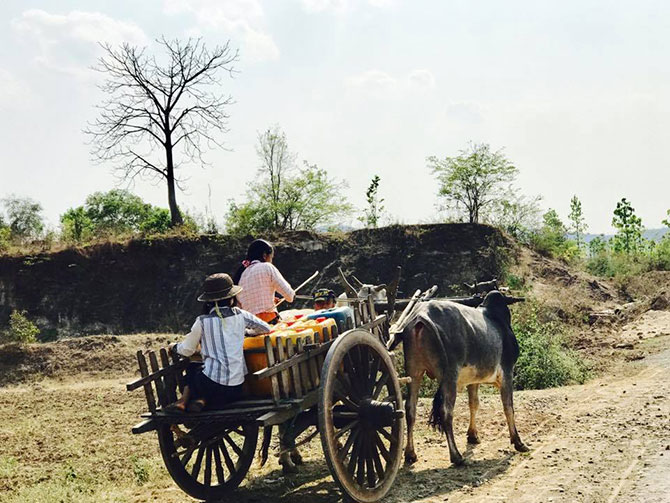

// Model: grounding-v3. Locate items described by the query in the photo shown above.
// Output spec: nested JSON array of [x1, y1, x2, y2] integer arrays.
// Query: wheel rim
[[319, 329, 404, 503], [158, 422, 258, 500]]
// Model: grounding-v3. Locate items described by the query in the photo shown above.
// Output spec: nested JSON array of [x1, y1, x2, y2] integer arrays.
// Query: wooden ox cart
[[127, 293, 406, 503]]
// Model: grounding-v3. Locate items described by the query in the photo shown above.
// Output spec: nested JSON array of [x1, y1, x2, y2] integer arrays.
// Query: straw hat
[[197, 273, 243, 302]]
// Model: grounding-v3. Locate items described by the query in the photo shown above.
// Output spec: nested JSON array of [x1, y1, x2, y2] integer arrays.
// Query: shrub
[[511, 299, 589, 390], [2, 310, 40, 344], [0, 226, 10, 253], [131, 456, 150, 486]]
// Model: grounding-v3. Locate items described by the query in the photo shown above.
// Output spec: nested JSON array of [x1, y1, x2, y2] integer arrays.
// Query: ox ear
[[351, 275, 365, 288], [338, 267, 358, 298], [464, 282, 475, 290], [374, 284, 387, 292], [504, 296, 525, 305]]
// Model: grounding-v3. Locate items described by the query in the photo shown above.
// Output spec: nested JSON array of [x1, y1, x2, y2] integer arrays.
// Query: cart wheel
[[318, 329, 405, 503], [157, 421, 258, 501]]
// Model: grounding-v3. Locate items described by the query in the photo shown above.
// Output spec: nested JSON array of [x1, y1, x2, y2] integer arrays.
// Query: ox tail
[[428, 387, 445, 433], [259, 426, 273, 467]]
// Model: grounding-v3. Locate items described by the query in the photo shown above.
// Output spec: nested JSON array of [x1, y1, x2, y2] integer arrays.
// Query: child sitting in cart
[[168, 273, 271, 412], [313, 288, 337, 310]]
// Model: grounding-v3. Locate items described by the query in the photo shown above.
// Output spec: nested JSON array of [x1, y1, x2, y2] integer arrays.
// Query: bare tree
[[256, 126, 296, 228], [86, 37, 238, 225]]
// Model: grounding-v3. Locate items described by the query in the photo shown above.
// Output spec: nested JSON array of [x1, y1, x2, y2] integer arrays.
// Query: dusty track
[[0, 327, 668, 502]]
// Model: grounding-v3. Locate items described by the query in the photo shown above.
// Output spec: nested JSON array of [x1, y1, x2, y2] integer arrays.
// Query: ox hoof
[[280, 461, 299, 475], [451, 455, 465, 466], [404, 452, 418, 465], [467, 433, 481, 445], [514, 442, 530, 453], [290, 450, 304, 465]]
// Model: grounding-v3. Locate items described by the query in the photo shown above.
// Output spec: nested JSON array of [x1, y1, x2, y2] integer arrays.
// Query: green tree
[[428, 142, 517, 223], [611, 198, 644, 254], [60, 207, 95, 243], [532, 209, 578, 260], [486, 193, 542, 241], [60, 190, 172, 242], [662, 209, 670, 228], [226, 127, 352, 235], [568, 195, 588, 251], [2, 310, 39, 344], [588, 235, 608, 257], [359, 175, 385, 228], [1, 196, 44, 242], [86, 37, 238, 226]]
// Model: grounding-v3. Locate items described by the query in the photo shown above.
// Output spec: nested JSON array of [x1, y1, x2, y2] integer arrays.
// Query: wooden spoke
[[180, 445, 197, 466], [365, 439, 376, 487], [343, 353, 364, 398], [318, 329, 404, 502], [335, 420, 358, 439], [347, 434, 363, 476], [371, 434, 385, 479], [222, 432, 243, 457], [157, 422, 258, 501], [374, 431, 391, 463], [338, 427, 359, 462], [204, 446, 212, 486], [356, 437, 366, 485], [191, 446, 205, 479], [336, 373, 361, 401], [376, 426, 395, 445], [372, 373, 390, 400], [219, 440, 236, 475], [366, 354, 381, 394], [212, 443, 225, 485]]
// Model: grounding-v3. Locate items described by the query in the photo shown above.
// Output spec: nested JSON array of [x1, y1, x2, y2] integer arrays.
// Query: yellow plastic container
[[291, 318, 337, 343], [243, 328, 315, 396]]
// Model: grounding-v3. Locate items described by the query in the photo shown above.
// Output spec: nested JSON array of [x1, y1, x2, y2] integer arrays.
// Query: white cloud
[[163, 0, 279, 62], [445, 102, 484, 125], [0, 69, 33, 110], [407, 69, 436, 90], [301, 0, 394, 13], [12, 10, 149, 77], [346, 68, 436, 98]]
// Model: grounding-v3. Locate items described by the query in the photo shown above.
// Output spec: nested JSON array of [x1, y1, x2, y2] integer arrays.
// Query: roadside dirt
[[0, 314, 668, 502]]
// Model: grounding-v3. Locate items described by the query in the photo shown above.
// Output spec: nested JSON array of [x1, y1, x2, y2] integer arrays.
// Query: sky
[[1, 0, 669, 234]]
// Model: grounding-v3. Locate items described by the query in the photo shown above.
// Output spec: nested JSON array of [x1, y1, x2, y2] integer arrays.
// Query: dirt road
[[0, 323, 668, 502], [242, 322, 670, 503]]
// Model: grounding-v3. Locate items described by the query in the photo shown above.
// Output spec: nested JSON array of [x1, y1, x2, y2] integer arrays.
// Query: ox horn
[[338, 267, 358, 298], [504, 296, 525, 305], [374, 284, 387, 292], [351, 275, 365, 288]]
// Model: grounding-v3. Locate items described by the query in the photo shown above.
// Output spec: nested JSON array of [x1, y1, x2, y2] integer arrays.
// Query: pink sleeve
[[271, 265, 295, 302]]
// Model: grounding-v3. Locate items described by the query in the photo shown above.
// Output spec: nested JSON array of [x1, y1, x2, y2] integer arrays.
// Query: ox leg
[[500, 374, 529, 453], [404, 370, 423, 464], [290, 448, 303, 465], [466, 384, 481, 444], [277, 425, 299, 474], [437, 379, 463, 465]]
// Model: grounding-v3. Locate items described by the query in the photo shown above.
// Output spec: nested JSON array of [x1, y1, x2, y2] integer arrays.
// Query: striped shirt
[[237, 261, 295, 315], [176, 307, 271, 386]]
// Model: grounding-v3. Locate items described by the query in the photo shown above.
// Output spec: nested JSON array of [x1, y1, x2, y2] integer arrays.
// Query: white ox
[[336, 273, 387, 305]]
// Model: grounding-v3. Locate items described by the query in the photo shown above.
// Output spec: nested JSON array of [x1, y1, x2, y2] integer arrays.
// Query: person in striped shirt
[[233, 239, 295, 324], [168, 273, 271, 412]]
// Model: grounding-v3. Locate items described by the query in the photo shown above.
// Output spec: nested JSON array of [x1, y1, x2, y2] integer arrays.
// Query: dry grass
[[0, 372, 559, 503]]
